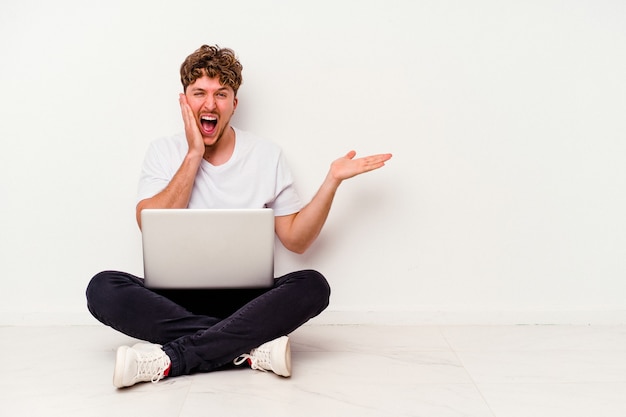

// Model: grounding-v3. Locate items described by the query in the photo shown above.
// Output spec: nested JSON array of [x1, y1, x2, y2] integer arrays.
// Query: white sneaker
[[234, 336, 292, 377], [113, 343, 171, 388]]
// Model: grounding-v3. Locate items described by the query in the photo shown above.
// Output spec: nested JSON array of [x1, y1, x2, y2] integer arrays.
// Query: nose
[[202, 95, 217, 111]]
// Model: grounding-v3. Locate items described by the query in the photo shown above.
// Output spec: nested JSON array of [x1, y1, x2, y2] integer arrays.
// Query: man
[[86, 45, 392, 388]]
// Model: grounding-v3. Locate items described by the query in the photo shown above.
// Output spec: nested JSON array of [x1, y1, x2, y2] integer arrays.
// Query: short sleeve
[[267, 150, 303, 216], [136, 139, 180, 204]]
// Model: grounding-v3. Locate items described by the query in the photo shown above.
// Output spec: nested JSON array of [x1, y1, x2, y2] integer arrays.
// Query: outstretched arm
[[275, 150, 392, 254]]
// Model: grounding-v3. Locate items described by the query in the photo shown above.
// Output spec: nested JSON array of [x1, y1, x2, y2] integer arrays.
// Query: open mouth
[[200, 115, 218, 135]]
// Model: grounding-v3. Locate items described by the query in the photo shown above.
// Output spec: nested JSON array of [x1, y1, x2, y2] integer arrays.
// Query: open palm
[[330, 150, 392, 181]]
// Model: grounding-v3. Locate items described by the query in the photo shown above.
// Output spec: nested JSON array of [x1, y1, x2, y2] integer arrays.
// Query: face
[[185, 75, 238, 147]]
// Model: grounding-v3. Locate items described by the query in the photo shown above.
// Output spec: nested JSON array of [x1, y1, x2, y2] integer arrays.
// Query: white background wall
[[1, 0, 624, 325]]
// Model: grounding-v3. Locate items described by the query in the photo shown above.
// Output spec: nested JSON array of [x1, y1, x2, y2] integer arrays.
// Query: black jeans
[[86, 269, 330, 376]]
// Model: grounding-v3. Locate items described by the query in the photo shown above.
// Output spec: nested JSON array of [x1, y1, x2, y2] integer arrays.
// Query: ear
[[233, 97, 239, 112]]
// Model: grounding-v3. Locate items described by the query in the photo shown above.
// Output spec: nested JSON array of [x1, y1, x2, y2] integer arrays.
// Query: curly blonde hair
[[180, 45, 243, 95]]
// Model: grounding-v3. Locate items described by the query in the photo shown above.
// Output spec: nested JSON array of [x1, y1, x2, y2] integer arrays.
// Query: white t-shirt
[[137, 127, 303, 216]]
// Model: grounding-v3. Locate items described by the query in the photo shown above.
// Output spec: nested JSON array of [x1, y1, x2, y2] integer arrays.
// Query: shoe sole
[[272, 336, 292, 377], [113, 345, 130, 388]]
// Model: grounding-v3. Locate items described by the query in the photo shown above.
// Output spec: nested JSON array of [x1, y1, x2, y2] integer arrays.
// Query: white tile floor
[[1, 324, 625, 416]]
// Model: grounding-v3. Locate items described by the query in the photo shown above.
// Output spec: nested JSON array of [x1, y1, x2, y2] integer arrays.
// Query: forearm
[[136, 153, 203, 228], [280, 173, 342, 254], [276, 150, 391, 253]]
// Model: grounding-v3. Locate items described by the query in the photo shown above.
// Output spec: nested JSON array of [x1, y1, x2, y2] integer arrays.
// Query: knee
[[85, 271, 113, 313], [85, 270, 133, 315], [299, 269, 331, 311], [86, 271, 111, 299]]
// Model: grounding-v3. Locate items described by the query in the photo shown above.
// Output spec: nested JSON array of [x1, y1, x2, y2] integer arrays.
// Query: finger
[[179, 93, 189, 113], [360, 154, 389, 165], [367, 153, 393, 162], [179, 94, 189, 117], [360, 155, 390, 172], [179, 95, 195, 127]]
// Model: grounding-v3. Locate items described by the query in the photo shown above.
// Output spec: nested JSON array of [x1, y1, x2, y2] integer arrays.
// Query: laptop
[[141, 208, 275, 289]]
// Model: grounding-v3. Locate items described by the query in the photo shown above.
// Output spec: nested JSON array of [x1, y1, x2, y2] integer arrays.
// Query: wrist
[[324, 172, 342, 190], [185, 149, 204, 163]]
